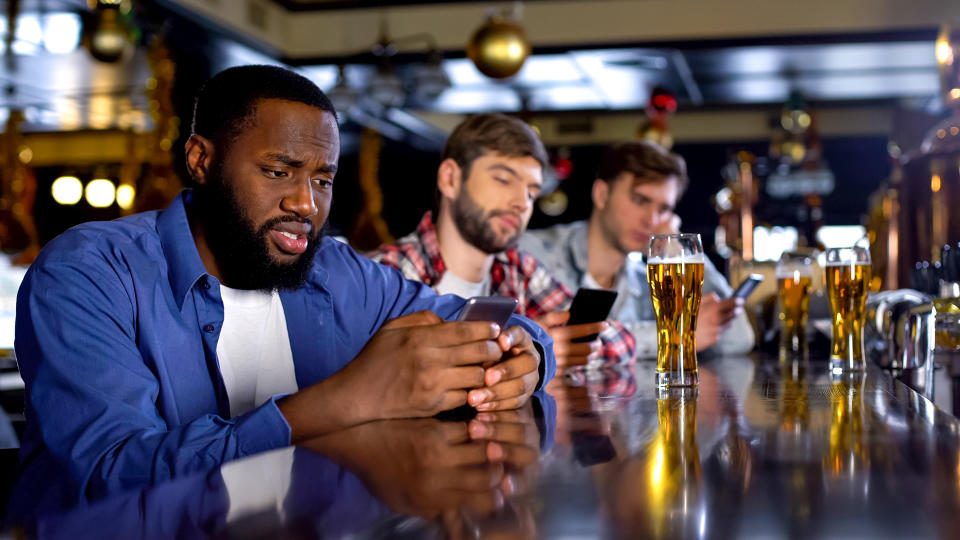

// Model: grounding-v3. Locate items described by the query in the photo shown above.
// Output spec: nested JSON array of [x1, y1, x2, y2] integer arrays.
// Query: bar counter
[[19, 355, 960, 539]]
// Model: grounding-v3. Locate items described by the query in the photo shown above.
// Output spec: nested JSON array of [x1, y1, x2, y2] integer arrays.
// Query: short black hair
[[191, 65, 336, 146], [596, 140, 688, 195], [442, 113, 548, 179]]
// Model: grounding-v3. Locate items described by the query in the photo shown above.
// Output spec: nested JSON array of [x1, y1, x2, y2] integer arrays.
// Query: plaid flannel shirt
[[369, 212, 636, 367]]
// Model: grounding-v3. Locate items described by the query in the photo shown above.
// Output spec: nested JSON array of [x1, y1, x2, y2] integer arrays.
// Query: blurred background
[[0, 0, 958, 325]]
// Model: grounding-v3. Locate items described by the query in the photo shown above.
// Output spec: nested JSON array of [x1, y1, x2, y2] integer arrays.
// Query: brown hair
[[596, 140, 688, 194], [442, 113, 548, 179]]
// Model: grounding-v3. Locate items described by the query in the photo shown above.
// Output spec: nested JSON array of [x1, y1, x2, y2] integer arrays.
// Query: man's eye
[[262, 168, 287, 178], [494, 177, 509, 185], [313, 178, 333, 189]]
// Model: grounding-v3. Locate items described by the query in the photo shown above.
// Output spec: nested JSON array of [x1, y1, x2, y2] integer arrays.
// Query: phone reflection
[[601, 387, 704, 539]]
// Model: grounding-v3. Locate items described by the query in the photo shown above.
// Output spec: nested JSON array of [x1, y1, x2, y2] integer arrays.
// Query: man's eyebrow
[[488, 163, 519, 177], [263, 153, 338, 174], [264, 153, 303, 167]]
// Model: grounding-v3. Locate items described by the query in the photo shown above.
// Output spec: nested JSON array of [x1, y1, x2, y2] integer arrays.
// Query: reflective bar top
[[20, 356, 960, 539]]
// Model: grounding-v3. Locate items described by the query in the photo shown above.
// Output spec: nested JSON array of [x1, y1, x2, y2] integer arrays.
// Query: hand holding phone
[[732, 274, 764, 301], [567, 288, 618, 343]]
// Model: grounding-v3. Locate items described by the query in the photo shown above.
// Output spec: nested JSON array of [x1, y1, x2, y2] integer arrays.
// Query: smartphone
[[457, 296, 519, 330], [567, 288, 618, 343], [732, 273, 765, 300]]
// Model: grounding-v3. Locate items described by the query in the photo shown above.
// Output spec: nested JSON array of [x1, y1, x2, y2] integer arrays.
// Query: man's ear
[[184, 134, 215, 185], [436, 158, 462, 201], [591, 178, 609, 211]]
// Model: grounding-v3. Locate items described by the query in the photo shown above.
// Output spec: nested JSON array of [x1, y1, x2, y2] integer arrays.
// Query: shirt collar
[[570, 220, 591, 275], [157, 190, 209, 311]]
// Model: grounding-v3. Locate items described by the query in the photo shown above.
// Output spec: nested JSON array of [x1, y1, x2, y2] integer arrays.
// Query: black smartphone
[[732, 273, 765, 300], [567, 288, 618, 343], [457, 296, 519, 330]]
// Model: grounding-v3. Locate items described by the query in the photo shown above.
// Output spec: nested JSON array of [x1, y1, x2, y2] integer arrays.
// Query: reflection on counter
[[17, 358, 960, 539]]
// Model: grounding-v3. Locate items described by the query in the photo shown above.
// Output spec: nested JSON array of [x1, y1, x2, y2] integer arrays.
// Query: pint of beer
[[647, 234, 705, 387], [824, 246, 872, 371], [776, 252, 814, 359]]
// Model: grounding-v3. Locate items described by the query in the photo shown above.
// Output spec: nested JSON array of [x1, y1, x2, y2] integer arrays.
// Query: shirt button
[[204, 324, 215, 333]]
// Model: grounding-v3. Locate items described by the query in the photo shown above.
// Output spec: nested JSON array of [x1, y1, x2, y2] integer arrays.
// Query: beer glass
[[777, 252, 814, 360], [825, 246, 872, 372], [647, 234, 705, 387]]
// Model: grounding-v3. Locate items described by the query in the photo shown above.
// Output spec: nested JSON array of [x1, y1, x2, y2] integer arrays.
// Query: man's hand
[[695, 292, 743, 351], [301, 403, 542, 521], [280, 310, 505, 441], [535, 311, 604, 371], [466, 325, 542, 412]]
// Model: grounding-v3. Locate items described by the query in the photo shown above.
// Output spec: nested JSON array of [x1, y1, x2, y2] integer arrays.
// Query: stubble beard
[[451, 188, 522, 255]]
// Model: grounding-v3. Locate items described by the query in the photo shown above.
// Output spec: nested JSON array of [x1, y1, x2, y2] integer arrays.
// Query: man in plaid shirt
[[370, 114, 635, 369]]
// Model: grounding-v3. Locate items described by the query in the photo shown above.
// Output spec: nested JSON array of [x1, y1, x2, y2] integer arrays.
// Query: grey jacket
[[518, 220, 755, 358]]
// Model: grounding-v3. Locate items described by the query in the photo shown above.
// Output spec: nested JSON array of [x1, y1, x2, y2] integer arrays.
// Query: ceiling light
[[43, 13, 82, 54], [85, 178, 116, 208], [52, 176, 83, 205], [411, 49, 451, 102], [327, 65, 359, 119], [116, 184, 135, 210]]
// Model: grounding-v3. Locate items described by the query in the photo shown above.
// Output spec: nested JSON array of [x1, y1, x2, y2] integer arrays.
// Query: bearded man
[[370, 114, 635, 370], [11, 67, 555, 520]]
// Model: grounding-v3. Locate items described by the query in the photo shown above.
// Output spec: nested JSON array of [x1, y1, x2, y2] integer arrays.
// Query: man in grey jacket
[[519, 141, 754, 359]]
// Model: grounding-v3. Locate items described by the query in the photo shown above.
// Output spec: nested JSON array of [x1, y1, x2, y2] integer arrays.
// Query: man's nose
[[281, 178, 318, 218]]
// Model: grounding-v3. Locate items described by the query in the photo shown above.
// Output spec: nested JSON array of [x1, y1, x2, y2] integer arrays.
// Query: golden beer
[[777, 273, 812, 356], [825, 262, 871, 370], [648, 260, 704, 386]]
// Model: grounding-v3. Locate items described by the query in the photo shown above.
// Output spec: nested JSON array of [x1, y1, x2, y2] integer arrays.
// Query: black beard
[[191, 162, 323, 292], [451, 188, 521, 255]]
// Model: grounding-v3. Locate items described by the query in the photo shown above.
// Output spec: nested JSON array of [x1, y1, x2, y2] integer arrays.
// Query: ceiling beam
[[166, 0, 955, 60]]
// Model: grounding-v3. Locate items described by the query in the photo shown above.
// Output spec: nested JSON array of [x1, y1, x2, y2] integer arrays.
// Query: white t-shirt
[[216, 285, 298, 418], [434, 270, 491, 299]]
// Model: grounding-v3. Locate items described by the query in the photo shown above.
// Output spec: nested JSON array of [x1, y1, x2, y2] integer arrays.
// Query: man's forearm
[[278, 370, 371, 444]]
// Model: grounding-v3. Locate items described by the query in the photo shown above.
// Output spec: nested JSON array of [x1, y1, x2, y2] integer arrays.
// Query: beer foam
[[647, 254, 705, 264], [823, 261, 870, 267]]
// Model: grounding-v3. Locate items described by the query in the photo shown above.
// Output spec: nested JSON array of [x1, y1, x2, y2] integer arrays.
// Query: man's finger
[[468, 418, 532, 446], [483, 353, 538, 387], [554, 321, 606, 341], [497, 326, 532, 352], [438, 390, 469, 412], [468, 377, 524, 408], [536, 311, 569, 329], [382, 310, 444, 330], [441, 365, 487, 389], [429, 321, 502, 347], [437, 339, 503, 366]]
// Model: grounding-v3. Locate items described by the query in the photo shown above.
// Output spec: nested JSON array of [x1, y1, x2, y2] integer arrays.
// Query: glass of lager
[[777, 252, 814, 360], [647, 234, 705, 387], [825, 246, 872, 372]]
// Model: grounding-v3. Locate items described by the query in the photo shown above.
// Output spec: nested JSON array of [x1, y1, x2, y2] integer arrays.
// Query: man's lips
[[495, 214, 521, 231], [269, 222, 312, 255]]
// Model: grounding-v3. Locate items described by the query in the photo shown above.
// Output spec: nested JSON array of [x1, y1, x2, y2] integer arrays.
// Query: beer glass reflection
[[777, 252, 814, 360], [648, 234, 705, 388], [825, 246, 871, 372]]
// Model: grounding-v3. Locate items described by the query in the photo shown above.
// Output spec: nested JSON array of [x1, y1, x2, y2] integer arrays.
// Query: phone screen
[[456, 296, 519, 330], [732, 274, 764, 300], [568, 288, 618, 343]]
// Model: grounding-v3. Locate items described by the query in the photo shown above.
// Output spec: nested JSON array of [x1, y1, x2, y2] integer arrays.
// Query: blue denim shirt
[[519, 220, 754, 358], [12, 191, 554, 519]]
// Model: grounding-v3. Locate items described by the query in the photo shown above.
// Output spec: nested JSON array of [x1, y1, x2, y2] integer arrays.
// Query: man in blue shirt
[[11, 65, 554, 519]]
